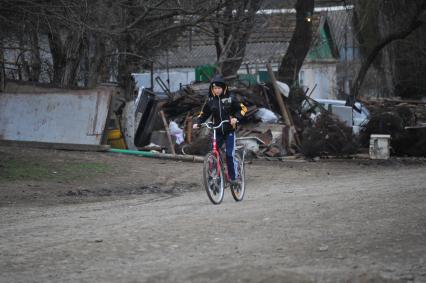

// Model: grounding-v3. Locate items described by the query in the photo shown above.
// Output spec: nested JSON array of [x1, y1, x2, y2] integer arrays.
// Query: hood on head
[[209, 74, 228, 96]]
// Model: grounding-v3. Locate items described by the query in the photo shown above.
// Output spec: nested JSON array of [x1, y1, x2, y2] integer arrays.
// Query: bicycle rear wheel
[[203, 153, 224, 204], [231, 153, 245, 201]]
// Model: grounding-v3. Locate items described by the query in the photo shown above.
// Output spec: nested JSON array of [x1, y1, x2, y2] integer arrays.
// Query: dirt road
[[1, 147, 425, 282]]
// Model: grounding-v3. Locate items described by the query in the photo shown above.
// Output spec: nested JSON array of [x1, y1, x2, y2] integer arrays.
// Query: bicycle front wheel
[[231, 153, 245, 202], [203, 153, 224, 204]]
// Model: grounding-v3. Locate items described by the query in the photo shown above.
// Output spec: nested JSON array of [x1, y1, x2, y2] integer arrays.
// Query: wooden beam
[[159, 110, 176, 155], [267, 63, 292, 126], [266, 63, 301, 148]]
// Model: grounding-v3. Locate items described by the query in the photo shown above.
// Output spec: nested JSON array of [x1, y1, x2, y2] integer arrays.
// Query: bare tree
[[0, 1, 46, 82], [0, 0, 228, 90], [211, 0, 263, 77], [277, 0, 314, 86], [351, 0, 426, 100]]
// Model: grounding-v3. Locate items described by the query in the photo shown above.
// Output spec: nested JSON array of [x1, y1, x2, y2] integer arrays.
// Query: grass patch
[[62, 163, 110, 174], [0, 158, 111, 182]]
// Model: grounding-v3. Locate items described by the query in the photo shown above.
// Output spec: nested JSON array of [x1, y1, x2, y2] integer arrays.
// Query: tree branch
[[350, 2, 426, 100]]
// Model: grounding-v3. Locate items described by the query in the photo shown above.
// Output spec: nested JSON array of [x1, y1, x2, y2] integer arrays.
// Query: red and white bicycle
[[201, 120, 246, 204]]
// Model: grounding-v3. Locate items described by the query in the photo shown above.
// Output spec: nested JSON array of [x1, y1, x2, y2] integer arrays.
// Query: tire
[[203, 153, 224, 204], [231, 152, 245, 202]]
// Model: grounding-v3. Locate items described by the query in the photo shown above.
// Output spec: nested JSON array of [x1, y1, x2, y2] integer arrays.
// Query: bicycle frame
[[202, 120, 230, 182], [201, 120, 246, 204]]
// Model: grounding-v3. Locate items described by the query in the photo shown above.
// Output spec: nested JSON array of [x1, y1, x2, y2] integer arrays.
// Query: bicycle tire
[[230, 152, 245, 202], [203, 153, 224, 204]]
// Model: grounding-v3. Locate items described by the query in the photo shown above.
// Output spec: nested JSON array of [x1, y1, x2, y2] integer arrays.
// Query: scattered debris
[[126, 78, 378, 161], [360, 100, 426, 157], [318, 245, 329, 252], [255, 108, 279, 123], [5, 71, 424, 161], [301, 111, 358, 158]]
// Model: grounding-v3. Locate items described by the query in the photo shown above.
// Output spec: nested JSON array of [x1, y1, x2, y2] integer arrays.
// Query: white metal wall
[[0, 88, 112, 145], [300, 62, 338, 99]]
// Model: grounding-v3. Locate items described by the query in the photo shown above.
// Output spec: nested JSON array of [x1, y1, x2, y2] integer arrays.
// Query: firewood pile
[[364, 99, 426, 125], [301, 111, 358, 158], [360, 99, 426, 157]]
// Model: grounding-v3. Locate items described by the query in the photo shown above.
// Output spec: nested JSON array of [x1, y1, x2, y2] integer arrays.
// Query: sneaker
[[229, 179, 240, 186]]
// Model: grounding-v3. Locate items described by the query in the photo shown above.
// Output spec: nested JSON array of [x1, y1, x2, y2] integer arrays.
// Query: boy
[[193, 75, 247, 185]]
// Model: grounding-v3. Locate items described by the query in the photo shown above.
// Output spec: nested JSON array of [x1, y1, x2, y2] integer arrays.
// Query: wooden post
[[266, 63, 301, 148], [185, 114, 193, 144], [267, 63, 291, 126], [261, 85, 273, 110], [159, 110, 176, 155]]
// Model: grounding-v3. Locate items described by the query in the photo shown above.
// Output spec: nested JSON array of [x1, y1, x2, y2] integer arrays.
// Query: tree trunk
[[87, 36, 107, 88], [29, 26, 41, 82], [48, 30, 84, 87], [350, 6, 425, 101], [117, 33, 137, 99], [61, 34, 84, 87], [0, 44, 5, 92], [17, 29, 32, 80], [214, 0, 262, 77], [220, 34, 248, 77], [277, 0, 314, 86], [48, 31, 66, 85]]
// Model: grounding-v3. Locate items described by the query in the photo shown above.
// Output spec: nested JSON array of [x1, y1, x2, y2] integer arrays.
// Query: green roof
[[307, 20, 337, 60]]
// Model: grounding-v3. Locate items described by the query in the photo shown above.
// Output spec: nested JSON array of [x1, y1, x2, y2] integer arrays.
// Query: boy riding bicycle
[[193, 75, 247, 186]]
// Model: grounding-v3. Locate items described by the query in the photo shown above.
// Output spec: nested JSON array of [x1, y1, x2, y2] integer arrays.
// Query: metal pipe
[[108, 148, 204, 163]]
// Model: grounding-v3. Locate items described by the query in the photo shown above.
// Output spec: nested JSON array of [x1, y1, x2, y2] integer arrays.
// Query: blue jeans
[[215, 131, 237, 181]]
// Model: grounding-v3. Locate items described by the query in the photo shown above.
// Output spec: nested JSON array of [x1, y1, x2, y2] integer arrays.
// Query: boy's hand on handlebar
[[230, 117, 238, 127], [192, 123, 199, 129]]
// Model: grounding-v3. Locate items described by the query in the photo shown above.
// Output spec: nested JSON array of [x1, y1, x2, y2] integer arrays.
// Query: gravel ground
[[0, 146, 425, 282]]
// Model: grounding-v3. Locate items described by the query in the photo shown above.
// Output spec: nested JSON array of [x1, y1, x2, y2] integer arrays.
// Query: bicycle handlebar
[[201, 120, 230, 129]]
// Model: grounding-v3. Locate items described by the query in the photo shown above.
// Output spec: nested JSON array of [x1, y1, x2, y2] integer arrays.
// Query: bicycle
[[201, 120, 246, 205]]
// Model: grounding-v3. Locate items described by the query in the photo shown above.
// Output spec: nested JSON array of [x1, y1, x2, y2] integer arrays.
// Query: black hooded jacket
[[197, 75, 247, 134]]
